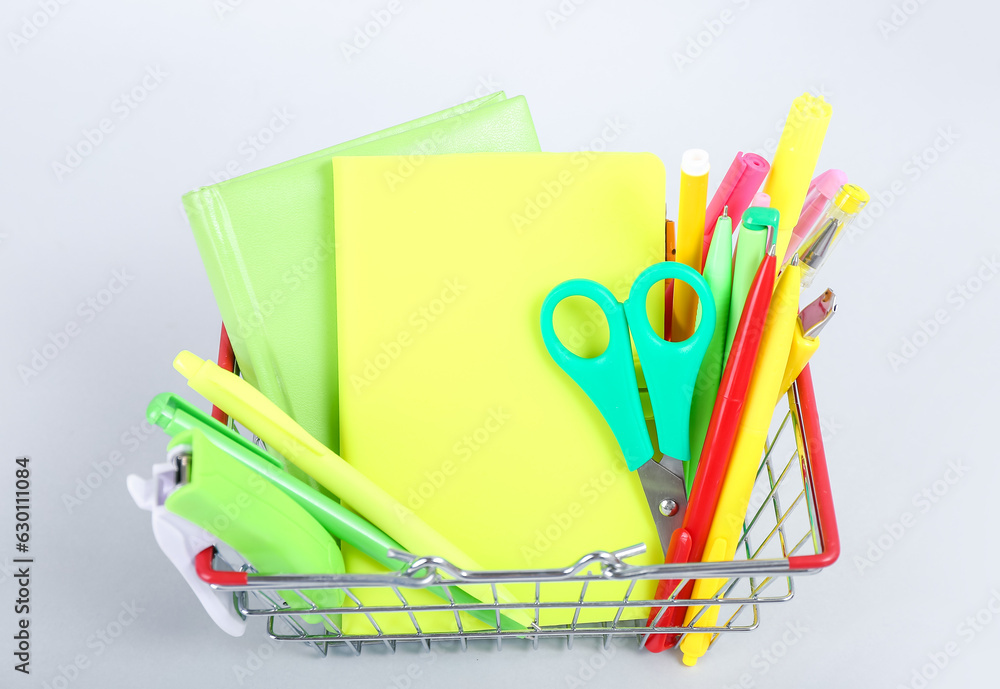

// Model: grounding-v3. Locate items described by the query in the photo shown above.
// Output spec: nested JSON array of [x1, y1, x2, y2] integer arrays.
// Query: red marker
[[645, 229, 777, 652]]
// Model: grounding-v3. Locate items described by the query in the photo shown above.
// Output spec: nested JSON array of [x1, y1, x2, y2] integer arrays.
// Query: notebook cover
[[182, 93, 540, 470], [332, 152, 667, 633]]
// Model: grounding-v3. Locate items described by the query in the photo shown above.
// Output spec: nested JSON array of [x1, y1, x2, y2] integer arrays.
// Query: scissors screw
[[658, 499, 679, 517]]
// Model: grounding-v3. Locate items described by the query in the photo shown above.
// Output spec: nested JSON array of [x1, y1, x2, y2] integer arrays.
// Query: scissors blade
[[636, 456, 687, 554]]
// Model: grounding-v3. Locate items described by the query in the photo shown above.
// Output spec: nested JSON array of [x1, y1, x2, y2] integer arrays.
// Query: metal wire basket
[[194, 365, 839, 658]]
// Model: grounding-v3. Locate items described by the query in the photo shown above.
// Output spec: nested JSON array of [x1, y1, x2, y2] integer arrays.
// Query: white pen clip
[[127, 447, 246, 637]]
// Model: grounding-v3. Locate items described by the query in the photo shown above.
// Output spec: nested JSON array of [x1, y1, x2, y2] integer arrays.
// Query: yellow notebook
[[333, 152, 667, 633]]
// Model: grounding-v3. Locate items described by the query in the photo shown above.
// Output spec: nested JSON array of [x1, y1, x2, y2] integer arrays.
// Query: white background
[[2, 1, 998, 687]]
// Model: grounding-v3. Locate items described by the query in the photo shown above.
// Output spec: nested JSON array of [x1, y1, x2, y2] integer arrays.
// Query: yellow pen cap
[[833, 183, 870, 215]]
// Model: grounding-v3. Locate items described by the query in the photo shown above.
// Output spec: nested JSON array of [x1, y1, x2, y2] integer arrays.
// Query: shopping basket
[[193, 326, 839, 657]]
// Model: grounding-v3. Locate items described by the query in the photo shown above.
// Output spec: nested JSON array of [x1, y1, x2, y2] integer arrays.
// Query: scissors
[[540, 262, 716, 551]]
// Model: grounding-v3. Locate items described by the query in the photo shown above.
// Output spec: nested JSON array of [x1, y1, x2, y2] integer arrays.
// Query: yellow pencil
[[679, 259, 801, 666], [671, 149, 710, 341]]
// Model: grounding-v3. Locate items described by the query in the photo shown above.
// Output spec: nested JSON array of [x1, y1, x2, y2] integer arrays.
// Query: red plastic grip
[[786, 365, 840, 571], [194, 547, 248, 587]]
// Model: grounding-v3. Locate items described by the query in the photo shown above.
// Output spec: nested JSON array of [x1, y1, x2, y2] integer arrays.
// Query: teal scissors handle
[[623, 262, 716, 463], [540, 279, 654, 469]]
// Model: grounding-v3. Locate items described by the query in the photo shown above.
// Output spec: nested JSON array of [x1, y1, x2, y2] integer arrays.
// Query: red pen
[[211, 323, 236, 425], [645, 227, 777, 652]]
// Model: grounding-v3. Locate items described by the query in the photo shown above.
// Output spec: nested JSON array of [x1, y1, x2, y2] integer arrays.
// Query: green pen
[[147, 393, 527, 631], [686, 212, 733, 494], [723, 206, 779, 364]]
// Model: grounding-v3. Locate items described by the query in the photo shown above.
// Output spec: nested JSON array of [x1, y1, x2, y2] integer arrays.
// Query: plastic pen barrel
[[645, 244, 776, 652], [763, 92, 832, 267]]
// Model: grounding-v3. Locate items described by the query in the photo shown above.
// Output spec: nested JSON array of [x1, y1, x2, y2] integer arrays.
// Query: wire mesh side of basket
[[206, 388, 824, 657]]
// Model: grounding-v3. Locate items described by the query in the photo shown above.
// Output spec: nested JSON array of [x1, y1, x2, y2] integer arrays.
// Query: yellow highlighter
[[763, 93, 832, 268], [172, 351, 532, 626], [679, 259, 802, 667], [672, 149, 710, 341], [777, 288, 837, 401]]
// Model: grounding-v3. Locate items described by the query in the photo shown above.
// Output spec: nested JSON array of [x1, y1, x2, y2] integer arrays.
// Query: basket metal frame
[[194, 366, 839, 658]]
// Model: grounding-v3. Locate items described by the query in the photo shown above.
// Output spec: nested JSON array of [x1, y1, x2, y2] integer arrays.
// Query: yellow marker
[[777, 288, 836, 400], [172, 351, 532, 625], [763, 93, 833, 268], [672, 149, 710, 341], [679, 259, 802, 666]]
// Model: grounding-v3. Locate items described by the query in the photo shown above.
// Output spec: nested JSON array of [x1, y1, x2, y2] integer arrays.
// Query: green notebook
[[183, 93, 540, 467]]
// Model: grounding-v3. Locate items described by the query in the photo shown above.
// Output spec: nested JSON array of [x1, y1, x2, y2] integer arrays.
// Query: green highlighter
[[723, 207, 778, 363], [164, 429, 345, 627], [149, 393, 526, 631], [686, 213, 734, 494]]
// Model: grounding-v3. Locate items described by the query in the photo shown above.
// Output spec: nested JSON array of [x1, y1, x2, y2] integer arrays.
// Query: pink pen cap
[[702, 152, 769, 268], [786, 169, 847, 262]]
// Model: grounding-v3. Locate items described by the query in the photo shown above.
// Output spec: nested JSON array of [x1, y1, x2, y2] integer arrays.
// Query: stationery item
[[702, 153, 769, 268], [162, 429, 346, 626], [763, 92, 833, 266], [777, 289, 836, 399], [183, 91, 541, 462], [679, 257, 802, 666], [664, 219, 676, 341], [173, 351, 533, 629], [686, 213, 733, 495], [799, 184, 869, 287], [145, 392, 523, 631], [724, 207, 778, 363], [332, 152, 668, 630], [211, 324, 235, 424], [645, 222, 778, 652], [541, 261, 716, 551], [785, 169, 847, 260], [128, 459, 247, 636], [672, 149, 710, 341]]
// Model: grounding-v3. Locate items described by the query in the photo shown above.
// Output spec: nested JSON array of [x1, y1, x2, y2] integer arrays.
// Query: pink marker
[[785, 169, 847, 262], [702, 152, 770, 268]]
